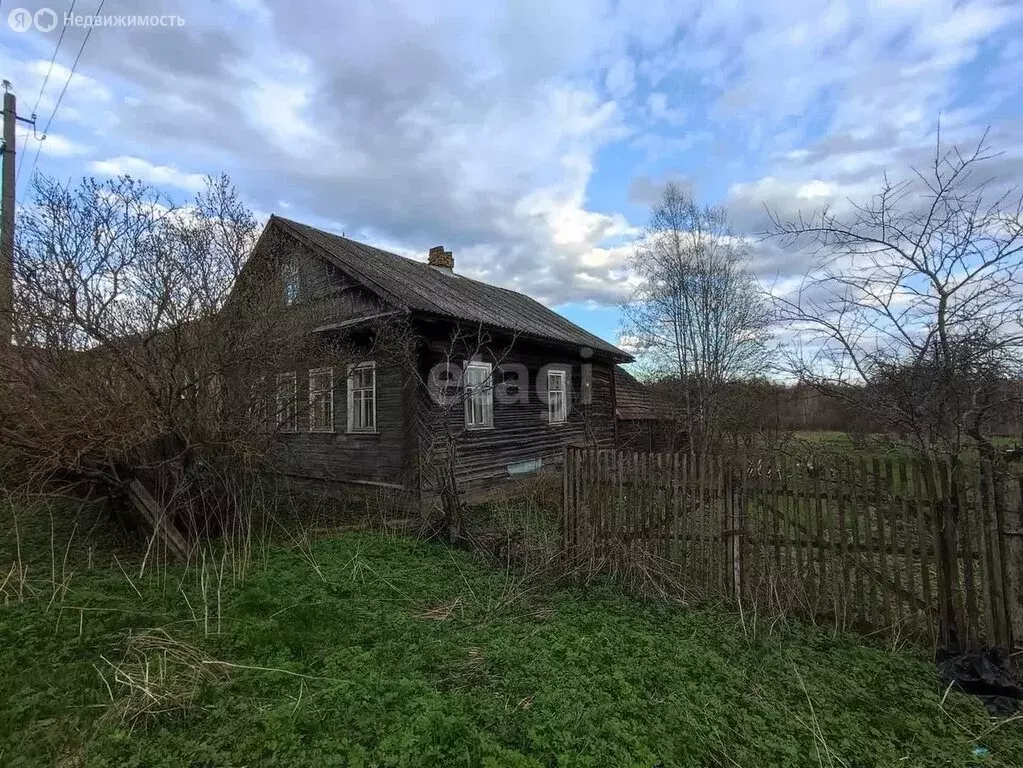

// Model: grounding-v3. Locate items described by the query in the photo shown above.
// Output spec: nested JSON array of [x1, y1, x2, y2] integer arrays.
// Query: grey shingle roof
[[273, 216, 630, 360]]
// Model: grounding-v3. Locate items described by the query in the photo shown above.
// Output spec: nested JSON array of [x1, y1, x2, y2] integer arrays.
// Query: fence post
[[979, 458, 1007, 648], [721, 457, 731, 598], [726, 456, 744, 601], [562, 445, 571, 559], [1000, 472, 1023, 650]]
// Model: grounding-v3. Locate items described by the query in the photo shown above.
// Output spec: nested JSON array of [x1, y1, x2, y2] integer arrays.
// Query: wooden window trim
[[548, 369, 568, 425], [464, 361, 494, 430], [308, 367, 334, 433], [347, 361, 377, 434]]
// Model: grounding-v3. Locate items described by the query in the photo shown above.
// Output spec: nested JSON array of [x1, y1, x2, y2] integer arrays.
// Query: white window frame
[[283, 254, 300, 305], [347, 361, 377, 433], [464, 361, 494, 429], [548, 369, 568, 424], [308, 367, 334, 433], [275, 371, 297, 433]]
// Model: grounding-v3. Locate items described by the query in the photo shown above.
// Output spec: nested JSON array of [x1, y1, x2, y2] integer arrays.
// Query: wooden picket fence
[[562, 446, 1023, 651]]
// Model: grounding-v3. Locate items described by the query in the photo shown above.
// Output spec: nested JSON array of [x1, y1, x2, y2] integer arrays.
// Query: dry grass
[[95, 628, 228, 729], [416, 597, 464, 621]]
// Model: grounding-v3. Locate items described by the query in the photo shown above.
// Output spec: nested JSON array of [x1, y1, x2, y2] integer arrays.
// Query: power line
[[24, 135, 43, 191], [14, 128, 30, 188], [41, 0, 104, 136], [19, 0, 77, 192], [32, 0, 78, 117], [26, 0, 105, 184]]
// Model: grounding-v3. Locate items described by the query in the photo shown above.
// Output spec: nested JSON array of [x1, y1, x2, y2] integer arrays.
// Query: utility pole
[[1, 82, 15, 353], [0, 81, 34, 356]]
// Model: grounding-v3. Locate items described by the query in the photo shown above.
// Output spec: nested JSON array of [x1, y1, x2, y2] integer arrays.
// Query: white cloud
[[24, 60, 113, 105], [646, 92, 686, 126], [2, 0, 1020, 314], [37, 133, 89, 157], [615, 334, 648, 356], [605, 56, 636, 99], [14, 124, 89, 159], [87, 157, 207, 191]]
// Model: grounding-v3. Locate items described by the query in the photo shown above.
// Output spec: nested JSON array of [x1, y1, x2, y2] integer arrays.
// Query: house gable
[[231, 218, 401, 331], [269, 216, 632, 362], [240, 215, 630, 502]]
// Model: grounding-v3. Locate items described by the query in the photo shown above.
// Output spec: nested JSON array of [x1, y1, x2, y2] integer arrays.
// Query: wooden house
[[247, 216, 634, 505], [614, 366, 683, 453]]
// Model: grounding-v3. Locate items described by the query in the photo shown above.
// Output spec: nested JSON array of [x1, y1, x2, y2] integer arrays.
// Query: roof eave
[[311, 310, 405, 334], [410, 309, 631, 362]]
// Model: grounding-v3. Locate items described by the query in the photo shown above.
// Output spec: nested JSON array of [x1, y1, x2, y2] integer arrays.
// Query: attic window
[[283, 255, 300, 305]]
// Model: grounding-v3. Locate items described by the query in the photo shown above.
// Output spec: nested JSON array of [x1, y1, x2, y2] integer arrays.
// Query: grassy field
[[2, 504, 1021, 767], [792, 430, 1020, 453]]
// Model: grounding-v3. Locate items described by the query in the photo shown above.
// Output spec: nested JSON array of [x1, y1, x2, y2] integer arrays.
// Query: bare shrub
[[769, 130, 1023, 465], [1, 173, 412, 560]]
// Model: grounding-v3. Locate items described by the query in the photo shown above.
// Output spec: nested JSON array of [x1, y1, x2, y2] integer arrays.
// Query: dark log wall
[[256, 235, 627, 502], [266, 237, 416, 488], [289, 233, 390, 325], [618, 419, 654, 453], [617, 418, 687, 454], [270, 358, 414, 487], [416, 333, 616, 499]]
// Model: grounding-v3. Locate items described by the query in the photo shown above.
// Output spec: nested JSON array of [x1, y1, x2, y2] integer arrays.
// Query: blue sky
[[2, 0, 1022, 349]]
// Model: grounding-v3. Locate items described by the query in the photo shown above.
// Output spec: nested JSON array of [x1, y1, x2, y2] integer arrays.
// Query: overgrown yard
[[790, 431, 1021, 457], [2, 506, 1021, 767]]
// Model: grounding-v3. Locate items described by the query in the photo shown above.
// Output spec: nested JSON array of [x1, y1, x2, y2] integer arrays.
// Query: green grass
[[1, 505, 1021, 767], [792, 430, 1021, 453]]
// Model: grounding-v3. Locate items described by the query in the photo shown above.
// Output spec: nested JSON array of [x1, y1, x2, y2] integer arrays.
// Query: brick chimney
[[428, 245, 454, 270]]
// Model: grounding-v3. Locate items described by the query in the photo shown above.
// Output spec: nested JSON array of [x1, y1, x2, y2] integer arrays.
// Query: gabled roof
[[614, 366, 657, 420], [271, 216, 630, 360]]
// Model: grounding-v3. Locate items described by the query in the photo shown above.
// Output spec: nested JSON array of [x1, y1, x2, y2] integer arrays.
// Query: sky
[[2, 0, 1022, 350]]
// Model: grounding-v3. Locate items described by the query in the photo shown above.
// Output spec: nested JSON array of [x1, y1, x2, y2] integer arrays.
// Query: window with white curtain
[[308, 367, 334, 432], [464, 361, 494, 429], [275, 371, 297, 432], [548, 369, 567, 424], [347, 362, 376, 432]]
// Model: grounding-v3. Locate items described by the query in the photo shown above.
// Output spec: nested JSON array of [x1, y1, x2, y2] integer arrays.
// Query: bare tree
[[624, 182, 772, 458], [769, 131, 1023, 464], [0, 173, 363, 555], [412, 323, 518, 544]]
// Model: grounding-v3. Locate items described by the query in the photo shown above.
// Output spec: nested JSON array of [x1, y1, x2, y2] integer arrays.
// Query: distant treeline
[[641, 378, 1023, 438]]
